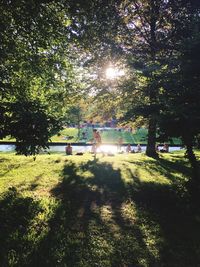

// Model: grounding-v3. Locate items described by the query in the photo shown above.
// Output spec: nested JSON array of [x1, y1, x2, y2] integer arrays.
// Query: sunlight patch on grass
[[133, 167, 171, 184], [0, 154, 65, 195], [121, 200, 137, 224], [138, 211, 164, 263], [99, 205, 121, 235], [100, 205, 113, 222], [77, 170, 94, 179]]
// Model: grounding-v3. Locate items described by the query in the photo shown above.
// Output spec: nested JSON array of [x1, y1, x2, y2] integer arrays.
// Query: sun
[[106, 67, 117, 79], [106, 66, 125, 79]]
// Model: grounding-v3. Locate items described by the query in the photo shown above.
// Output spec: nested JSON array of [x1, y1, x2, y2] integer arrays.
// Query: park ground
[[3, 127, 182, 145], [0, 150, 200, 267]]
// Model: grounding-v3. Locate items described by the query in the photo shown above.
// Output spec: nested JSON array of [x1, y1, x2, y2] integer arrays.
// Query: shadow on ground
[[0, 158, 200, 267]]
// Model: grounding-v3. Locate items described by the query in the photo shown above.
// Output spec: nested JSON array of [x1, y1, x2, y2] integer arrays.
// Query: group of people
[[125, 144, 142, 153], [65, 129, 145, 155], [65, 129, 170, 155], [65, 129, 102, 155], [117, 137, 142, 153]]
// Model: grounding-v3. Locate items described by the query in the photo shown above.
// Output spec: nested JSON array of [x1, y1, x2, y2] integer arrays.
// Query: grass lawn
[[50, 127, 138, 144], [0, 151, 199, 266], [1, 127, 182, 145], [51, 127, 182, 145]]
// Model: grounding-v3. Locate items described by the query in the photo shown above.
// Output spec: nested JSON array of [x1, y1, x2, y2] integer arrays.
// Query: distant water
[[0, 144, 183, 153]]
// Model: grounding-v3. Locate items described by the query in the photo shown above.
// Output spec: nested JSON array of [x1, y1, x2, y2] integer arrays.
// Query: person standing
[[93, 129, 102, 147], [117, 137, 123, 152], [90, 129, 102, 154]]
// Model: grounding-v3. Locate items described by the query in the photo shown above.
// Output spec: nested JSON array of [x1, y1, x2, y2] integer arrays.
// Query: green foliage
[[8, 99, 62, 155], [0, 0, 83, 155], [158, 25, 200, 143], [153, 2, 200, 159]]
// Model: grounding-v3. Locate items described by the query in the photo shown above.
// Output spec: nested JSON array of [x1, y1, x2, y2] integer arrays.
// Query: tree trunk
[[145, 2, 159, 158], [196, 135, 200, 149], [184, 139, 200, 203], [146, 115, 158, 158], [77, 112, 81, 140], [185, 142, 199, 185]]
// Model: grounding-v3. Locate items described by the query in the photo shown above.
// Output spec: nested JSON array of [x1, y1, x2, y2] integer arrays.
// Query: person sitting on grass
[[126, 144, 132, 153], [136, 144, 142, 153], [160, 143, 169, 153], [65, 143, 72, 155]]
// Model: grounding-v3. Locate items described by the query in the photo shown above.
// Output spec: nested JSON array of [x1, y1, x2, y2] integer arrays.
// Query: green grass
[[1, 127, 182, 145], [52, 127, 182, 145], [52, 127, 139, 144], [0, 151, 200, 266]]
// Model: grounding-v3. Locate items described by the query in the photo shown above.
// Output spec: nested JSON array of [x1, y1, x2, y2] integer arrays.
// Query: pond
[[0, 144, 183, 154]]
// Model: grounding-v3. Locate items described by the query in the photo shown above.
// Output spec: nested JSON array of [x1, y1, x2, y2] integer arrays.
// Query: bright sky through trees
[[105, 66, 125, 79]]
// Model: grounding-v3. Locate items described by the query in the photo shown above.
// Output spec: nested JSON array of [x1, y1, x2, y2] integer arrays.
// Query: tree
[[0, 0, 80, 155], [7, 99, 61, 155], [65, 0, 180, 157], [157, 5, 200, 194]]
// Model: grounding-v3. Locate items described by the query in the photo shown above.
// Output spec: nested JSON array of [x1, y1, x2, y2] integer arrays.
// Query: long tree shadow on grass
[[0, 159, 200, 267], [0, 187, 44, 267], [126, 156, 191, 185], [27, 160, 159, 267], [126, 165, 200, 267], [32, 159, 200, 267]]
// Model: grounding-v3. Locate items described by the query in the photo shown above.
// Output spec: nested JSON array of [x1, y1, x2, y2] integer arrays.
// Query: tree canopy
[[1, 0, 200, 191], [0, 0, 83, 155]]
